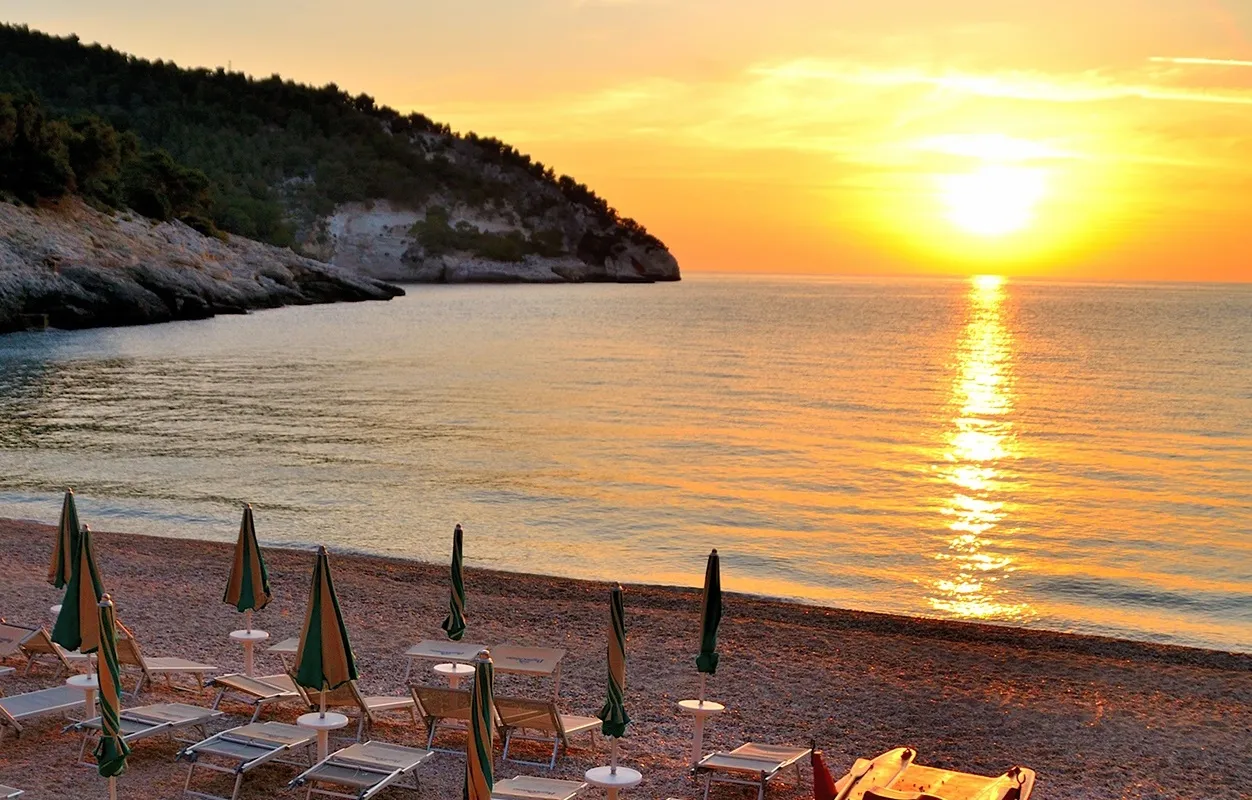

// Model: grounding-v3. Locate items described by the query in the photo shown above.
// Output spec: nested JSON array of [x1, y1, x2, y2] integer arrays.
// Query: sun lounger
[[289, 741, 435, 800], [695, 742, 812, 800], [178, 721, 316, 800], [494, 695, 598, 769], [288, 676, 417, 742], [72, 702, 224, 764], [493, 776, 589, 799], [0, 784, 21, 798], [409, 685, 476, 753], [211, 673, 303, 722], [0, 620, 84, 677], [0, 685, 93, 737], [840, 750, 1034, 800], [268, 637, 300, 670], [115, 623, 217, 697]]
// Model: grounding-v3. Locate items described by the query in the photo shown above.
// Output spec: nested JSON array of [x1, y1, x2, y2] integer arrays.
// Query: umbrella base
[[586, 766, 642, 799]]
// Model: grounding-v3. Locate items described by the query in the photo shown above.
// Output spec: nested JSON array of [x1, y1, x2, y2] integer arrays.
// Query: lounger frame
[[71, 702, 224, 765], [177, 722, 315, 800], [695, 743, 811, 800], [409, 685, 478, 754], [289, 741, 434, 800], [211, 673, 302, 722], [0, 685, 91, 738], [495, 695, 598, 769]]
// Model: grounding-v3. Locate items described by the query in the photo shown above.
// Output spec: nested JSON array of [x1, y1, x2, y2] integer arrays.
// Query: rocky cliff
[[307, 200, 680, 284], [0, 200, 403, 334]]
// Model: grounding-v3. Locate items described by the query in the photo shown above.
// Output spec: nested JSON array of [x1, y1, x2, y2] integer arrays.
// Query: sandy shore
[[1, 518, 1249, 799]]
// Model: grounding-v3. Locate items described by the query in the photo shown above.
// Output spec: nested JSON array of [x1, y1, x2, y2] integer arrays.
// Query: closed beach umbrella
[[223, 504, 272, 629], [47, 488, 81, 588], [94, 594, 131, 798], [696, 548, 722, 700], [464, 649, 494, 800], [598, 585, 630, 770], [52, 523, 106, 654], [441, 524, 467, 641], [294, 545, 359, 713]]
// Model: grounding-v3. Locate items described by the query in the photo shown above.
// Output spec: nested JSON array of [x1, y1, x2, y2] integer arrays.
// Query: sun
[[939, 164, 1048, 237]]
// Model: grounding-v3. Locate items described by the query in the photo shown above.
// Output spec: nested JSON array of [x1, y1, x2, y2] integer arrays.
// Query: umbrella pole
[[244, 609, 252, 634], [699, 673, 706, 705], [319, 687, 327, 719], [610, 738, 618, 775], [109, 776, 117, 800]]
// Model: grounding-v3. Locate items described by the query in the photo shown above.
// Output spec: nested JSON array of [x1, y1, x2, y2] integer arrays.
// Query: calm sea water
[[1, 274, 1249, 652]]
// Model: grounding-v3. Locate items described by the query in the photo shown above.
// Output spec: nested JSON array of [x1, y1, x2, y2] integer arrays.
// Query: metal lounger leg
[[549, 737, 559, 770], [230, 771, 245, 800], [702, 773, 712, 800]]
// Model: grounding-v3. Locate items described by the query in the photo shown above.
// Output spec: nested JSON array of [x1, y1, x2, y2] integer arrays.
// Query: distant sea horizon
[[1, 273, 1248, 652]]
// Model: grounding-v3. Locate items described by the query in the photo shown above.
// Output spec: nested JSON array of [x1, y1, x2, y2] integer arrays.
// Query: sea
[[1, 274, 1249, 653]]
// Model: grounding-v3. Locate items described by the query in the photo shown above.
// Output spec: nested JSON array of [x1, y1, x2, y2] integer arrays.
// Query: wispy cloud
[[1150, 56, 1252, 67]]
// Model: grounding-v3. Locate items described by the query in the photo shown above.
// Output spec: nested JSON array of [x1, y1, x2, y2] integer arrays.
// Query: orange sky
[[12, 0, 1252, 280]]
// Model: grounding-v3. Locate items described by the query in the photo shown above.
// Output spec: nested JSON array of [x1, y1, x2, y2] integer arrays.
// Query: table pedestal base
[[678, 699, 725, 767], [229, 629, 270, 678]]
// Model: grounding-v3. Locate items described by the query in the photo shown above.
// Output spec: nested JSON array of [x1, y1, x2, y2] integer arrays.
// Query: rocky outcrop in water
[[0, 200, 403, 334]]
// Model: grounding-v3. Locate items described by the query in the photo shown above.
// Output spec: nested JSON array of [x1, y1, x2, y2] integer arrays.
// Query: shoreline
[[2, 515, 1244, 667], [2, 518, 1250, 799]]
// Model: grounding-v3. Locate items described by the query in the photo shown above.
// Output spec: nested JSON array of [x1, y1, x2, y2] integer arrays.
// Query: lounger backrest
[[410, 686, 473, 723], [113, 623, 147, 671], [494, 695, 560, 736], [0, 621, 36, 658]]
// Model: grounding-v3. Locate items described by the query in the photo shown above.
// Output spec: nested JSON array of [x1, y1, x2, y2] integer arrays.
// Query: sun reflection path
[[928, 275, 1033, 622]]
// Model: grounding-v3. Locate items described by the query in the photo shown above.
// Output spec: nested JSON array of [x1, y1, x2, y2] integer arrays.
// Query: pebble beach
[[1, 518, 1249, 799]]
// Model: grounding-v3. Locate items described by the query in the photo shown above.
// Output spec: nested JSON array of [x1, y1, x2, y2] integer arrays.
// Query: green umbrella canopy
[[94, 594, 131, 779], [696, 548, 723, 675], [294, 545, 359, 693], [441, 524, 467, 641], [47, 489, 81, 589], [597, 585, 631, 739], [463, 649, 494, 800], [223, 504, 272, 614], [52, 523, 106, 654]]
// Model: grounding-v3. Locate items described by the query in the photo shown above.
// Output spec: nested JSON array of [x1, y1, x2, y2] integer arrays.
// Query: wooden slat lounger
[[0, 784, 21, 798], [494, 695, 598, 769], [492, 776, 589, 800], [178, 721, 316, 800], [72, 702, 224, 764], [0, 685, 93, 737], [289, 741, 435, 800], [409, 685, 475, 753], [695, 742, 812, 800], [211, 673, 302, 722]]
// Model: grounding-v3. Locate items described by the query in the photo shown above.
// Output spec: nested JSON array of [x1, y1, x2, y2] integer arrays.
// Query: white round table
[[433, 662, 475, 689], [677, 699, 725, 766], [229, 629, 270, 677], [50, 604, 62, 619], [585, 766, 642, 800], [67, 673, 99, 719], [297, 712, 349, 761]]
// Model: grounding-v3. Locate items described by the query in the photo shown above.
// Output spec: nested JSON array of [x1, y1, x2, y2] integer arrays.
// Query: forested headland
[[0, 24, 676, 278]]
